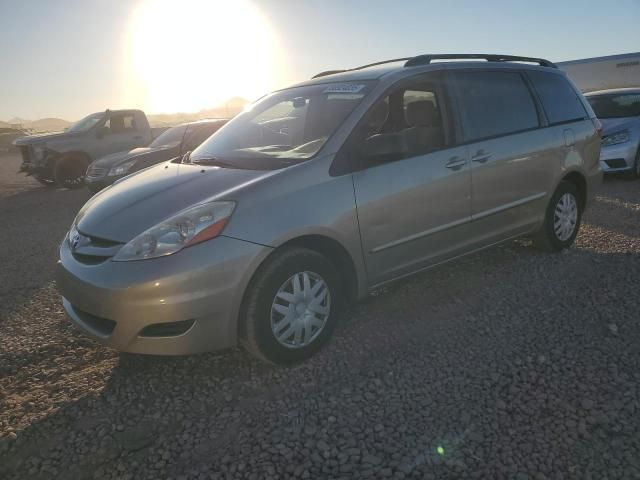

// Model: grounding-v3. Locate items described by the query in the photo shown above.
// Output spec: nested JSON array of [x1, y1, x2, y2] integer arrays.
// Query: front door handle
[[445, 156, 466, 170], [472, 151, 492, 163], [133, 135, 143, 140]]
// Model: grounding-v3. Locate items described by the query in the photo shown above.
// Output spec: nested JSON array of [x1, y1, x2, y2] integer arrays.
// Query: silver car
[[585, 88, 640, 177], [56, 54, 602, 364]]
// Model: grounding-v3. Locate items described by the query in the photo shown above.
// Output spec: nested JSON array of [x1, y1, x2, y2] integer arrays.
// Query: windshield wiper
[[190, 156, 238, 168]]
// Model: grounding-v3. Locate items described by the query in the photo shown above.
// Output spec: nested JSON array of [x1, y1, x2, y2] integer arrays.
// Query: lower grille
[[604, 159, 628, 169], [72, 306, 117, 336]]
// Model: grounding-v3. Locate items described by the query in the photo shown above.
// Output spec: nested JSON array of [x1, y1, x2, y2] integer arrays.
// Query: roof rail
[[404, 54, 557, 68], [312, 69, 347, 79], [311, 54, 556, 79], [311, 58, 412, 79]]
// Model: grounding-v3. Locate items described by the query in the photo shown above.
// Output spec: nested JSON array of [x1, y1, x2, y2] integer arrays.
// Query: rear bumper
[[599, 142, 637, 173], [56, 235, 272, 355]]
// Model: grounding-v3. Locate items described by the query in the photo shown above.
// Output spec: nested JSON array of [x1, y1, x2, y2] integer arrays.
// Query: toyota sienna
[[56, 54, 602, 364]]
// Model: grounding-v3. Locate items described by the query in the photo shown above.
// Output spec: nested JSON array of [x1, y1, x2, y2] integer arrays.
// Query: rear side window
[[453, 71, 539, 142], [527, 71, 587, 125]]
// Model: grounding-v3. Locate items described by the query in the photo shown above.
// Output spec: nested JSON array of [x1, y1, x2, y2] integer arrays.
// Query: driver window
[[104, 114, 136, 135], [353, 77, 446, 168]]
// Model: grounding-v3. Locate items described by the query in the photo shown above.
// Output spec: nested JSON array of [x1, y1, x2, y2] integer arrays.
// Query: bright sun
[[126, 0, 280, 114]]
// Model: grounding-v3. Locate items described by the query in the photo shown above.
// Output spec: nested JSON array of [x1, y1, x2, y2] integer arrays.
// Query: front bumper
[[599, 142, 637, 173], [56, 235, 272, 355], [84, 175, 118, 193]]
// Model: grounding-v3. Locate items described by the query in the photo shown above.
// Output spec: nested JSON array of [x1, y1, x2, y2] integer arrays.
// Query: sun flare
[[126, 0, 280, 114]]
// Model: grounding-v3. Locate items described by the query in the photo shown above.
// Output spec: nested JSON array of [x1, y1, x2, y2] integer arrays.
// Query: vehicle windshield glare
[[587, 93, 640, 119], [149, 125, 187, 148], [190, 81, 376, 169], [66, 112, 105, 133]]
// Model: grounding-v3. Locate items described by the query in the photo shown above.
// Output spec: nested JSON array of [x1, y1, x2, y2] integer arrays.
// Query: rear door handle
[[445, 156, 466, 170], [472, 151, 492, 163]]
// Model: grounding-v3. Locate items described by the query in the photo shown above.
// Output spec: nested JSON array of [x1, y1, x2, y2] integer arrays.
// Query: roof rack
[[311, 53, 556, 79], [404, 54, 557, 68]]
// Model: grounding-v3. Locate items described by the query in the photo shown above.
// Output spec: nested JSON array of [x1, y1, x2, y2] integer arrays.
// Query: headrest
[[406, 100, 439, 127]]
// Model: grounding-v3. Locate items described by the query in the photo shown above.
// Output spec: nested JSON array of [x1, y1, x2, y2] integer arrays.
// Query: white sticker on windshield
[[322, 84, 366, 94]]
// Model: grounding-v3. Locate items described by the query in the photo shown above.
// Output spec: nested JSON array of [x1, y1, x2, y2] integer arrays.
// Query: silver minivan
[[57, 54, 602, 364]]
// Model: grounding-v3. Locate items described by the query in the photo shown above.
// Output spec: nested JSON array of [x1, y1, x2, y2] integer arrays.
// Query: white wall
[[557, 53, 640, 92]]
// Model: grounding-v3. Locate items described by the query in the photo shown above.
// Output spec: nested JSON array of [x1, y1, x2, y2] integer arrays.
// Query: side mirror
[[96, 126, 109, 139], [363, 133, 408, 162]]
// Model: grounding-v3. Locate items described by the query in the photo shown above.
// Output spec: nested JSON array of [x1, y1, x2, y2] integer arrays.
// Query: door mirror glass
[[364, 133, 408, 162]]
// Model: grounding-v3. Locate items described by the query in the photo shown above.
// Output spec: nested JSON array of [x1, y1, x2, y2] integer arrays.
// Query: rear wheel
[[240, 248, 342, 365], [533, 181, 582, 252], [53, 155, 89, 189]]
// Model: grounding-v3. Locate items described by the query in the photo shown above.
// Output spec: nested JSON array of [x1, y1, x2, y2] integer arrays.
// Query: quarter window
[[453, 71, 539, 142], [527, 71, 587, 125]]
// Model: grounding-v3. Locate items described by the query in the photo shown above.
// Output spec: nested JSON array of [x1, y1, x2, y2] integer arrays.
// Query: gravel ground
[[1, 151, 639, 480]]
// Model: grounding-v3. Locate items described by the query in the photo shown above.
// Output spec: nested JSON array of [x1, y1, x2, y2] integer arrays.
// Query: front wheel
[[53, 155, 89, 189], [240, 248, 342, 365], [32, 173, 56, 187], [628, 148, 640, 180], [533, 181, 582, 252]]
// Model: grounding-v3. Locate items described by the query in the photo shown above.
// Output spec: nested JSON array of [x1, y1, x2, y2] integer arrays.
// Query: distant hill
[[147, 97, 250, 127], [26, 118, 71, 132], [5, 97, 251, 131]]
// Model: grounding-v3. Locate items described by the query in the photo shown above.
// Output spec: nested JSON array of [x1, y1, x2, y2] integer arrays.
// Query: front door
[[349, 73, 472, 286]]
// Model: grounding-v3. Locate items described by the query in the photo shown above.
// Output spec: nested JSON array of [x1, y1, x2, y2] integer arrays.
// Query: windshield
[[67, 112, 105, 133], [190, 81, 375, 169], [587, 93, 640, 119], [149, 125, 187, 148]]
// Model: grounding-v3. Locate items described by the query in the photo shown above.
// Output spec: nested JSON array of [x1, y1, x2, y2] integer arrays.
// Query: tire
[[533, 180, 582, 252], [53, 155, 89, 189], [628, 148, 640, 180], [240, 247, 343, 365], [33, 173, 56, 187]]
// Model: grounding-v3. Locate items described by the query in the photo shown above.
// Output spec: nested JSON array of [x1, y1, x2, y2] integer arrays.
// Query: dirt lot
[[1, 152, 639, 480]]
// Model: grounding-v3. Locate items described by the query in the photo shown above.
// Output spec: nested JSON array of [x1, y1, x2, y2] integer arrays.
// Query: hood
[[600, 117, 640, 136], [92, 145, 178, 168], [77, 161, 274, 242], [12, 131, 76, 146]]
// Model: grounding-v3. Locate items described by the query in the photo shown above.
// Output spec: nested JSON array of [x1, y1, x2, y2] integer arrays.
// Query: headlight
[[108, 160, 136, 176], [67, 222, 79, 247], [113, 201, 235, 261], [32, 145, 47, 160], [602, 130, 630, 147]]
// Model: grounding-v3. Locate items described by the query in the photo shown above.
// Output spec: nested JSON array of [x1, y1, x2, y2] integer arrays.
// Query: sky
[[1, 0, 638, 121]]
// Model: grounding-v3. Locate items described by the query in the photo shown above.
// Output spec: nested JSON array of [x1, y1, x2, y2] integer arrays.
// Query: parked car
[[585, 88, 640, 177], [0, 127, 27, 152], [57, 54, 602, 364], [85, 119, 227, 193], [13, 109, 155, 188]]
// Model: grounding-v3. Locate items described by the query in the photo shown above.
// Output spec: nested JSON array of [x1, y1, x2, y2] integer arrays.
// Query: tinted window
[[454, 71, 539, 142], [528, 71, 587, 124]]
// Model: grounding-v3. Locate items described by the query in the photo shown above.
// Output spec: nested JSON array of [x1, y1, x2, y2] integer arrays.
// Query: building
[[557, 52, 640, 92]]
